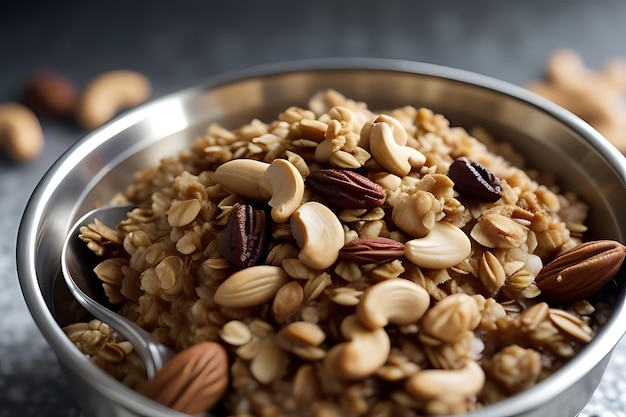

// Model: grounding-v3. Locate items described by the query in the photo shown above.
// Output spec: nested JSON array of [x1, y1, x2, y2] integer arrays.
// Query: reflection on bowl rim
[[17, 58, 626, 417]]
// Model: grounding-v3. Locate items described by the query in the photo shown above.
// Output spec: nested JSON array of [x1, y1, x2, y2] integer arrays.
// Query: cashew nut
[[323, 315, 390, 380], [404, 221, 471, 269], [76, 70, 151, 130], [214, 158, 305, 223], [261, 158, 305, 223], [214, 159, 271, 200], [359, 114, 407, 150], [421, 293, 481, 343], [368, 117, 425, 177], [290, 201, 344, 270], [405, 361, 485, 400], [391, 191, 442, 238], [356, 278, 431, 330], [0, 103, 44, 162]]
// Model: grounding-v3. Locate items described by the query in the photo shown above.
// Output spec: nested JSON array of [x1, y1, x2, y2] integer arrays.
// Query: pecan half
[[536, 240, 626, 304], [219, 204, 269, 268], [338, 237, 405, 264], [305, 168, 386, 210], [448, 157, 502, 202]]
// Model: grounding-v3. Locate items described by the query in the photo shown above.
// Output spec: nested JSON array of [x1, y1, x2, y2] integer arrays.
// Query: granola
[[64, 90, 625, 416]]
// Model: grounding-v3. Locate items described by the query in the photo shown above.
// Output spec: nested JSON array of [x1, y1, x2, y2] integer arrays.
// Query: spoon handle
[[61, 204, 176, 379]]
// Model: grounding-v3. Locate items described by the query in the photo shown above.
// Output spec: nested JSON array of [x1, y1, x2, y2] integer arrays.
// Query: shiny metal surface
[[61, 204, 175, 380], [17, 58, 626, 417]]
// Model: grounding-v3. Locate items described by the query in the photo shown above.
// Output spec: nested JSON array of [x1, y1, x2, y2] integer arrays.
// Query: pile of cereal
[[63, 90, 625, 416]]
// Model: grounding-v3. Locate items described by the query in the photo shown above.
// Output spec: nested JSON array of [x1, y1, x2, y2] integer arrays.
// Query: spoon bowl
[[61, 204, 175, 379]]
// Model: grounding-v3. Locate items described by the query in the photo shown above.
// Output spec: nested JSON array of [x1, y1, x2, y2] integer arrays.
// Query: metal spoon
[[61, 204, 175, 379]]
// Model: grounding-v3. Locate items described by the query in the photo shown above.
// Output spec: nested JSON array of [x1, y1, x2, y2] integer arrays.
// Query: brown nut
[[448, 157, 502, 202], [305, 168, 386, 210], [0, 103, 44, 162], [536, 240, 626, 304], [23, 71, 78, 118], [76, 70, 151, 130], [338, 236, 405, 264], [140, 341, 229, 415], [219, 203, 269, 268]]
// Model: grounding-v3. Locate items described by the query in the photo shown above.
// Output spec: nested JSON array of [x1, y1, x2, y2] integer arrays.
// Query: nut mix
[[63, 90, 626, 416]]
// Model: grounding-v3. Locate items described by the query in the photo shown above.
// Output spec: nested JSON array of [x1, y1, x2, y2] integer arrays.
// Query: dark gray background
[[1, 1, 626, 416]]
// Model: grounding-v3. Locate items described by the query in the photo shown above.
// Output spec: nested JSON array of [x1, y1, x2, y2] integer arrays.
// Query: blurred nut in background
[[527, 49, 626, 153], [76, 70, 151, 131], [0, 103, 44, 162], [22, 71, 79, 118]]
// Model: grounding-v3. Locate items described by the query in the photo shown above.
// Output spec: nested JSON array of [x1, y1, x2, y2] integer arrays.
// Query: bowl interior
[[19, 59, 626, 417]]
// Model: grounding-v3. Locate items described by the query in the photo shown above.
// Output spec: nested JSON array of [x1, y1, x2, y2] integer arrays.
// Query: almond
[[535, 240, 626, 304], [140, 341, 229, 414], [214, 265, 289, 307]]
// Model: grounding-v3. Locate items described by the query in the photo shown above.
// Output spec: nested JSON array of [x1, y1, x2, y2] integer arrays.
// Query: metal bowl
[[17, 58, 626, 417]]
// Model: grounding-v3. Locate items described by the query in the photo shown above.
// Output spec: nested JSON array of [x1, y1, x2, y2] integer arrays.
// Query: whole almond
[[140, 341, 229, 415], [305, 168, 386, 210], [338, 237, 405, 264], [214, 265, 289, 307], [536, 240, 626, 304]]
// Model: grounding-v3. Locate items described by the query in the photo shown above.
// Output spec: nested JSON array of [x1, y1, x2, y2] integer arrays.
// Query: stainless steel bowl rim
[[17, 57, 626, 417]]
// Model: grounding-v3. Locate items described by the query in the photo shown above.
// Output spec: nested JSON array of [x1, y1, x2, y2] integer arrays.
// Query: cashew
[[359, 114, 407, 150], [356, 278, 431, 330], [214, 158, 304, 223], [391, 191, 441, 238], [404, 221, 471, 269], [214, 159, 271, 200], [0, 103, 44, 162], [405, 361, 485, 400], [369, 120, 425, 177], [261, 158, 305, 223], [290, 201, 344, 270], [323, 315, 390, 380], [421, 293, 481, 343], [369, 172, 402, 194], [76, 70, 151, 130]]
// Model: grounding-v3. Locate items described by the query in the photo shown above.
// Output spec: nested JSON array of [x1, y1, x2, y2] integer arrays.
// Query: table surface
[[1, 1, 626, 416]]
